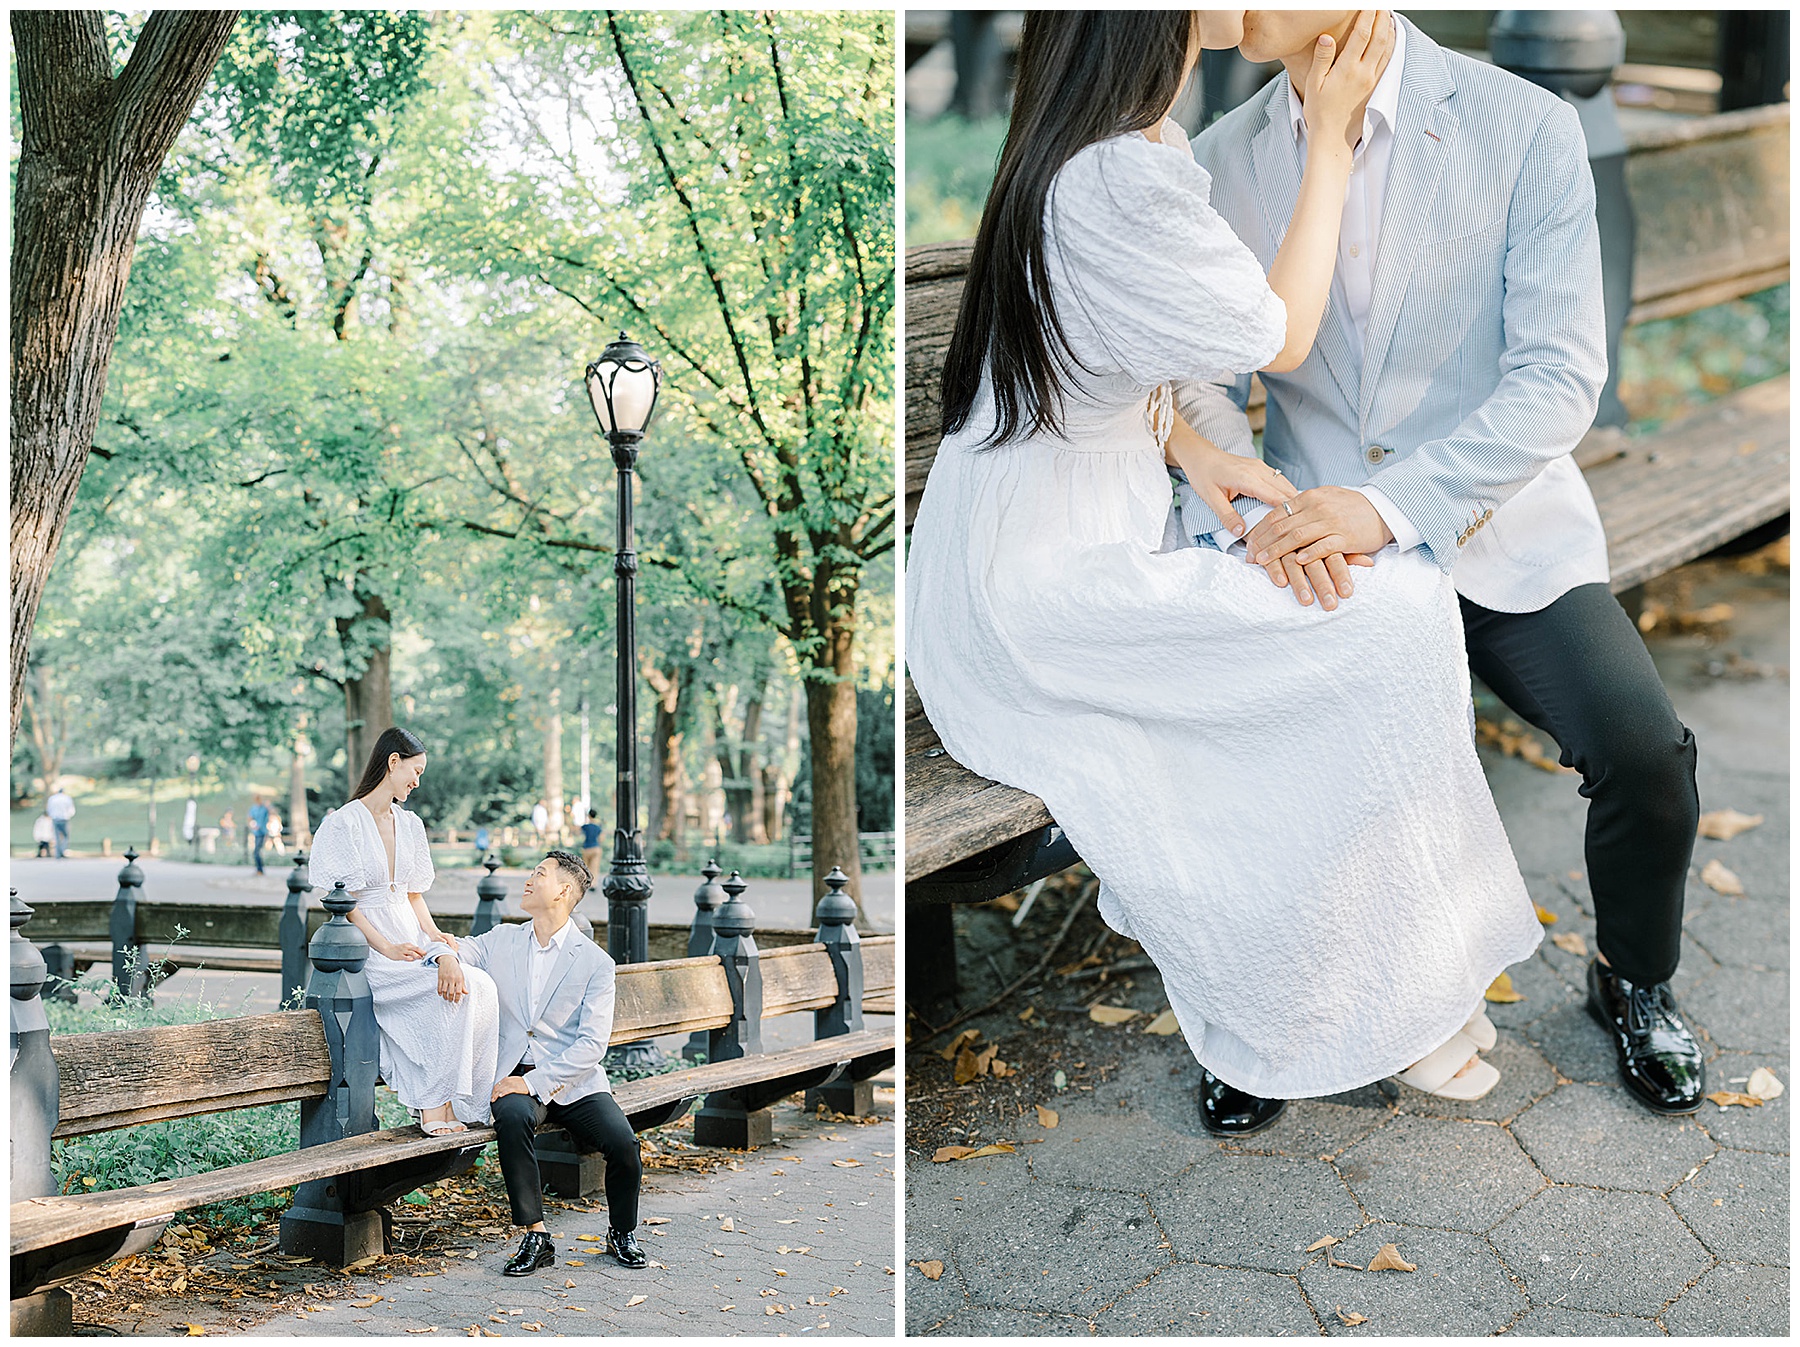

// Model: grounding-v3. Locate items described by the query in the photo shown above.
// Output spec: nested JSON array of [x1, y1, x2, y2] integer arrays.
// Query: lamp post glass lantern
[[586, 331, 664, 1071]]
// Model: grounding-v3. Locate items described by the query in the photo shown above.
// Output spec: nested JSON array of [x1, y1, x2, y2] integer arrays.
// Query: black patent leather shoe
[[606, 1226, 648, 1269], [502, 1230, 555, 1277], [1587, 960, 1706, 1114], [1198, 1067, 1287, 1136]]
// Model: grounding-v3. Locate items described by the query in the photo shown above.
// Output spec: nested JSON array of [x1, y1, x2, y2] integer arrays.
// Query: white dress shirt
[[1284, 15, 1423, 553], [519, 917, 577, 1099]]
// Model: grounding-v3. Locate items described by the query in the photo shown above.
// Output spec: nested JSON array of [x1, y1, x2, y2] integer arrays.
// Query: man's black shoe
[[1587, 959, 1705, 1114], [502, 1231, 555, 1277], [606, 1226, 648, 1269], [1198, 1067, 1286, 1136]]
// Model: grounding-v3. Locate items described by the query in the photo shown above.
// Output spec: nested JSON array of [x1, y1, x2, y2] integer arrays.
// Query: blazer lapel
[[1252, 73, 1358, 409], [539, 941, 582, 1028], [1359, 23, 1458, 425]]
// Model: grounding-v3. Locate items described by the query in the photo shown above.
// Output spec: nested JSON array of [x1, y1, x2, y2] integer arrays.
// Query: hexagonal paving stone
[[1694, 1053, 1790, 1153], [1212, 1097, 1394, 1162], [1488, 1186, 1713, 1317], [1683, 897, 1788, 973], [1484, 950, 1581, 1031], [905, 1250, 968, 1333], [1398, 1034, 1559, 1124], [1683, 967, 1788, 1053], [1096, 1263, 1319, 1336], [1668, 1148, 1788, 1266], [1510, 1083, 1716, 1192], [1026, 1108, 1212, 1192], [1661, 1261, 1790, 1336], [1525, 999, 1626, 1085], [1669, 932, 1723, 1003], [1336, 1115, 1543, 1232], [928, 1306, 1097, 1336], [1503, 1304, 1664, 1335], [1537, 906, 1601, 985], [950, 1182, 1169, 1316], [1154, 1151, 1363, 1274], [1295, 1222, 1526, 1336]]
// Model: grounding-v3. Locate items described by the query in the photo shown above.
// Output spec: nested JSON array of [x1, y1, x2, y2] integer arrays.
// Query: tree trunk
[[9, 10, 240, 746], [288, 715, 311, 847], [764, 684, 801, 845], [742, 684, 768, 846], [544, 682, 564, 845], [24, 664, 68, 796], [805, 610, 866, 927], [644, 658, 689, 848], [335, 585, 393, 776]]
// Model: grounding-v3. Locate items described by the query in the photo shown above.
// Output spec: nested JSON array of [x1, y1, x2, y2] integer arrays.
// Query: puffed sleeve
[[1045, 133, 1287, 386], [306, 808, 366, 895], [400, 809, 436, 895]]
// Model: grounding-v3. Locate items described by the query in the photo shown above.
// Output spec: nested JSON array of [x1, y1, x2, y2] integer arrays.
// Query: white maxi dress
[[307, 799, 500, 1123], [906, 129, 1544, 1099]]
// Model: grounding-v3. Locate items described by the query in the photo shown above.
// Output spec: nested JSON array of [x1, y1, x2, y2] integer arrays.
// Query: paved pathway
[[77, 1092, 896, 1337], [906, 551, 1788, 1335]]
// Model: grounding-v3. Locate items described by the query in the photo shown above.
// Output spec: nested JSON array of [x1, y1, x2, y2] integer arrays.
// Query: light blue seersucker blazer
[[1174, 16, 1611, 614], [454, 921, 617, 1102]]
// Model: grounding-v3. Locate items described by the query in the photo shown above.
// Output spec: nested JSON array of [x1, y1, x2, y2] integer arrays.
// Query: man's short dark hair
[[587, 809, 597, 819], [545, 849, 591, 898]]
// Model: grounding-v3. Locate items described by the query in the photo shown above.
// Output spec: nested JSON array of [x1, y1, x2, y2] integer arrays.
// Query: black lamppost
[[585, 331, 663, 1070]]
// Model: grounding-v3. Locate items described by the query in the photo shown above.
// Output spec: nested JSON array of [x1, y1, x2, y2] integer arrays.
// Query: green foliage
[[905, 113, 1008, 245], [1620, 284, 1789, 430]]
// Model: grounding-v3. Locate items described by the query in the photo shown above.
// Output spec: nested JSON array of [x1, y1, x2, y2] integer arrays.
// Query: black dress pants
[[1460, 583, 1699, 986], [492, 1077, 642, 1231]]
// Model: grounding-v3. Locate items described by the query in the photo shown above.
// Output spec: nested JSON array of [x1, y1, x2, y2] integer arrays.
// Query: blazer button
[[1365, 445, 1385, 465], [1483, 508, 1494, 521]]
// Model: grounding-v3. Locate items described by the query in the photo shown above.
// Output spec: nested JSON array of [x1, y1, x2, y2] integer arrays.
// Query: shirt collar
[[1286, 14, 1406, 151], [532, 918, 575, 955]]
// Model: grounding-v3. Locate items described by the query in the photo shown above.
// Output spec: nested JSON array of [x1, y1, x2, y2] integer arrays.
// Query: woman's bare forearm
[[1263, 140, 1353, 372]]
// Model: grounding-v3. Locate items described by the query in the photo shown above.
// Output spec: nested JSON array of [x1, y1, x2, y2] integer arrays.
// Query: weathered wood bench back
[[904, 104, 1790, 889]]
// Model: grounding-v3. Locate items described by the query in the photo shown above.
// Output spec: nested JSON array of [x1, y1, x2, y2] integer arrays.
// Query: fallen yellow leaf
[[1036, 1104, 1059, 1129], [939, 1029, 980, 1061], [1707, 1090, 1764, 1109], [576, 1233, 604, 1242], [1144, 1009, 1181, 1036], [931, 1146, 975, 1163], [1550, 932, 1588, 957], [1746, 1067, 1784, 1100], [1701, 859, 1745, 896], [1484, 972, 1523, 1004], [1533, 903, 1558, 925], [625, 1295, 647, 1308], [1699, 809, 1764, 841], [964, 1143, 1016, 1160], [351, 1296, 384, 1309], [1337, 1307, 1368, 1326], [1368, 1243, 1417, 1272], [911, 1260, 944, 1281], [832, 1159, 863, 1168], [185, 1327, 206, 1338], [1305, 1235, 1339, 1252], [1088, 1004, 1138, 1025]]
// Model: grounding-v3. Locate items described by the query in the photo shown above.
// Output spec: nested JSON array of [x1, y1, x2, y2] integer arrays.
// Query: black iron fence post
[[11, 892, 70, 1333], [472, 855, 507, 936], [684, 860, 727, 1060], [109, 847, 148, 1002], [805, 865, 870, 1116], [280, 851, 313, 1008], [695, 871, 769, 1147]]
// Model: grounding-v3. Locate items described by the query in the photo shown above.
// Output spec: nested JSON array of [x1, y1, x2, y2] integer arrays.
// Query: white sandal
[[1461, 1006, 1497, 1052], [1395, 1029, 1499, 1101]]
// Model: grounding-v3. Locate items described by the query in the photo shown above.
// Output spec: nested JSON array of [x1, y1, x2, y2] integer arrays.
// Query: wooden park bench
[[9, 870, 896, 1335], [905, 103, 1790, 959], [27, 852, 824, 1008]]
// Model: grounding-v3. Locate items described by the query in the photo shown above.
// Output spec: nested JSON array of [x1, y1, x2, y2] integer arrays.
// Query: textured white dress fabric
[[906, 128, 1543, 1098], [307, 800, 500, 1122]]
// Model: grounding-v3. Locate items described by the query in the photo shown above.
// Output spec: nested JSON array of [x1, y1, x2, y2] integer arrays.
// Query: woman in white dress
[[308, 728, 500, 1133], [907, 11, 1543, 1126]]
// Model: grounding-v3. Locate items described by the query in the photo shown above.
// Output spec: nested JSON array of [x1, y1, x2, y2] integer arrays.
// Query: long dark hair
[[939, 11, 1200, 446], [350, 727, 427, 803]]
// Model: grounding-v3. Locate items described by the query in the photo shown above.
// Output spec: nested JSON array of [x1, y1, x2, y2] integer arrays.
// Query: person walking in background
[[475, 824, 492, 862], [249, 793, 270, 875], [579, 810, 603, 890], [531, 800, 549, 845], [32, 812, 55, 857], [219, 808, 236, 846], [268, 808, 285, 857], [45, 784, 75, 858]]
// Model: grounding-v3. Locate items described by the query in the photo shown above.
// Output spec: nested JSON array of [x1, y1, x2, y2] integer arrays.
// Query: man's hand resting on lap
[[1245, 486, 1389, 610], [491, 1075, 532, 1103]]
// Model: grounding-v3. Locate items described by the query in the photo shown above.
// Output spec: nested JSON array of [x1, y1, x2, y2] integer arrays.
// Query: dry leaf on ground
[[1330, 1257, 1364, 1270], [1746, 1067, 1784, 1100], [939, 1029, 980, 1062], [1484, 972, 1523, 1004], [1701, 859, 1745, 895], [625, 1296, 647, 1308], [1088, 1004, 1138, 1025], [1551, 932, 1588, 957], [1476, 718, 1571, 773], [1036, 1105, 1059, 1129], [1336, 1307, 1368, 1326], [1144, 1009, 1181, 1036], [832, 1159, 864, 1168], [719, 1218, 735, 1232], [184, 1328, 205, 1338], [1699, 809, 1765, 841], [351, 1296, 384, 1309], [1305, 1235, 1340, 1252], [1368, 1244, 1417, 1272], [932, 1143, 1015, 1162], [911, 1260, 945, 1281], [1533, 903, 1558, 925], [1707, 1090, 1764, 1109]]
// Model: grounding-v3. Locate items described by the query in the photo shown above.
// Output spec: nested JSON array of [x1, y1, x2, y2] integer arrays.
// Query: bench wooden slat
[[50, 1013, 331, 1138], [11, 1028, 894, 1258], [862, 935, 896, 996], [1588, 374, 1789, 592], [611, 955, 734, 1039], [904, 681, 1052, 881], [758, 943, 839, 1017]]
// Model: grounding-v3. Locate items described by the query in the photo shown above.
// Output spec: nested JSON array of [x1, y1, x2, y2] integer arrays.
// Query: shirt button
[[1349, 244, 1360, 258], [1365, 446, 1385, 465]]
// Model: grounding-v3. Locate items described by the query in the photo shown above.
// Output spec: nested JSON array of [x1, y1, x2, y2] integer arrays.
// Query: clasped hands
[[1165, 416, 1392, 609]]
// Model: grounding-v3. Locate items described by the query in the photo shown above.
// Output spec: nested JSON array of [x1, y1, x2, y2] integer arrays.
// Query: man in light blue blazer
[[435, 850, 645, 1276], [1174, 11, 1703, 1132]]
